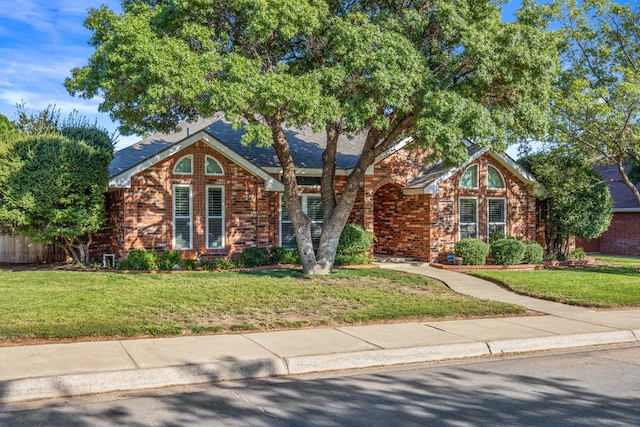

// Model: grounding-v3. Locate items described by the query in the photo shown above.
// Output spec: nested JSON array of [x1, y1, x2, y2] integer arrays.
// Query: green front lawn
[[0, 268, 523, 341], [470, 256, 640, 308]]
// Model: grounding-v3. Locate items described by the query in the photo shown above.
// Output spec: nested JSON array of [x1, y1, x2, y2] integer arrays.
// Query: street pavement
[[1, 262, 639, 404]]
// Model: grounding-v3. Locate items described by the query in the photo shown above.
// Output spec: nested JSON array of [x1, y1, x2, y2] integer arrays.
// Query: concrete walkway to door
[[378, 262, 594, 316]]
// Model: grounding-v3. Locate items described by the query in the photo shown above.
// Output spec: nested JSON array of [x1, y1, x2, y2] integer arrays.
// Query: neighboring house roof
[[595, 164, 640, 213], [403, 146, 543, 196], [109, 115, 367, 189]]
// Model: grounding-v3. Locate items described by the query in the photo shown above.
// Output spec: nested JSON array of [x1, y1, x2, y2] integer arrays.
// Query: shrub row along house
[[91, 116, 543, 264]]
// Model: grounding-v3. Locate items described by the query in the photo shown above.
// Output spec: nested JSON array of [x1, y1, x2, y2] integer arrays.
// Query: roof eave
[[402, 147, 490, 195], [373, 136, 413, 165], [613, 207, 640, 213]]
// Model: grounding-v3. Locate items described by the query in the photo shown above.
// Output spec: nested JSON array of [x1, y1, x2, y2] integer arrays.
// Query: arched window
[[205, 156, 224, 175], [174, 155, 193, 174], [487, 165, 505, 189], [460, 164, 478, 189]]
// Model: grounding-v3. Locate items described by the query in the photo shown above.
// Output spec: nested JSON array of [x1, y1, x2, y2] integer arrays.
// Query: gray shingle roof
[[404, 145, 487, 190], [109, 116, 364, 178], [595, 164, 640, 211]]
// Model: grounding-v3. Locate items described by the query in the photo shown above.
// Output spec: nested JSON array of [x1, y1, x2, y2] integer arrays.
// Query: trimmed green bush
[[117, 250, 158, 270], [455, 238, 490, 265], [569, 247, 587, 260], [158, 250, 182, 270], [491, 239, 525, 265], [215, 258, 238, 270], [197, 259, 217, 270], [269, 246, 301, 265], [489, 230, 507, 244], [239, 247, 269, 268], [335, 224, 375, 266], [198, 258, 237, 270], [179, 258, 197, 270], [522, 242, 544, 264]]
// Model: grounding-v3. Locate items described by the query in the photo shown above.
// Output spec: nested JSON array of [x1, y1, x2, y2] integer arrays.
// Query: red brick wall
[[368, 152, 537, 263], [426, 155, 537, 262], [597, 212, 640, 256], [89, 189, 125, 261], [96, 141, 540, 264], [367, 147, 432, 259], [103, 141, 278, 260]]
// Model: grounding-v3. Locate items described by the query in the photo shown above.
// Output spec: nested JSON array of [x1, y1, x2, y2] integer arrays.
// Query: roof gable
[[109, 129, 284, 191], [403, 146, 543, 196]]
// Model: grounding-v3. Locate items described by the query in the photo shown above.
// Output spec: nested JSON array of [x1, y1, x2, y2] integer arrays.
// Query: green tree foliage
[[13, 103, 62, 136], [0, 114, 18, 147], [520, 150, 613, 259], [551, 0, 640, 204], [66, 0, 559, 274], [0, 111, 114, 264]]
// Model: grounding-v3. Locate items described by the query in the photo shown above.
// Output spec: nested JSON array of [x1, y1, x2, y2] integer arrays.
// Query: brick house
[[576, 164, 640, 256], [93, 116, 542, 263]]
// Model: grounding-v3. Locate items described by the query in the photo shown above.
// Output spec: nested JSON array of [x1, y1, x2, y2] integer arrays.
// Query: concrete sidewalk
[[1, 263, 639, 404]]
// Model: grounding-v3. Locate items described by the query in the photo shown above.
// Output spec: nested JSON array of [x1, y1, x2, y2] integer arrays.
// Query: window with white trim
[[487, 165, 506, 189], [488, 198, 506, 238], [280, 195, 323, 249], [205, 156, 224, 175], [207, 186, 224, 248], [173, 185, 192, 250], [174, 155, 193, 174], [459, 197, 478, 239], [460, 164, 478, 189]]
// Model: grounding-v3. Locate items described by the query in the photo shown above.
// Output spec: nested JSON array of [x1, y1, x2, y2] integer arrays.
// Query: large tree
[[66, 0, 558, 274], [0, 112, 114, 264], [551, 0, 640, 203], [520, 149, 613, 259]]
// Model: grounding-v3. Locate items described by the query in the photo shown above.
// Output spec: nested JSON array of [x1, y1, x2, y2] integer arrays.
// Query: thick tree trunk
[[57, 235, 92, 265], [268, 113, 413, 275], [267, 116, 318, 274], [314, 127, 381, 272]]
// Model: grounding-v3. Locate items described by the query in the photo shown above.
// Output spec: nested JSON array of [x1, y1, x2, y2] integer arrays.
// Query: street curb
[[285, 342, 491, 375], [487, 331, 637, 355], [0, 358, 288, 405], [1, 332, 638, 404]]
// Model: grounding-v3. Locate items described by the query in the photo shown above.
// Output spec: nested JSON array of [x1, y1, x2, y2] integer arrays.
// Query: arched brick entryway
[[373, 183, 432, 260]]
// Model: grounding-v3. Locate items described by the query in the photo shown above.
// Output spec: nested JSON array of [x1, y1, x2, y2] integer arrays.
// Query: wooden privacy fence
[[0, 234, 63, 264]]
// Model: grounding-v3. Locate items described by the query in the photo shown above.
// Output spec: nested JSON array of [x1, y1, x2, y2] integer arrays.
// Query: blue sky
[[0, 1, 523, 151]]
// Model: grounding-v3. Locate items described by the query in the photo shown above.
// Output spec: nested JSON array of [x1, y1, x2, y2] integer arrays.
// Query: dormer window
[[460, 164, 478, 189], [174, 155, 193, 174]]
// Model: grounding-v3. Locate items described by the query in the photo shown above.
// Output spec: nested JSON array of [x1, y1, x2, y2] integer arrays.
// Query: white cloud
[[0, 0, 135, 148], [0, 88, 101, 114]]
